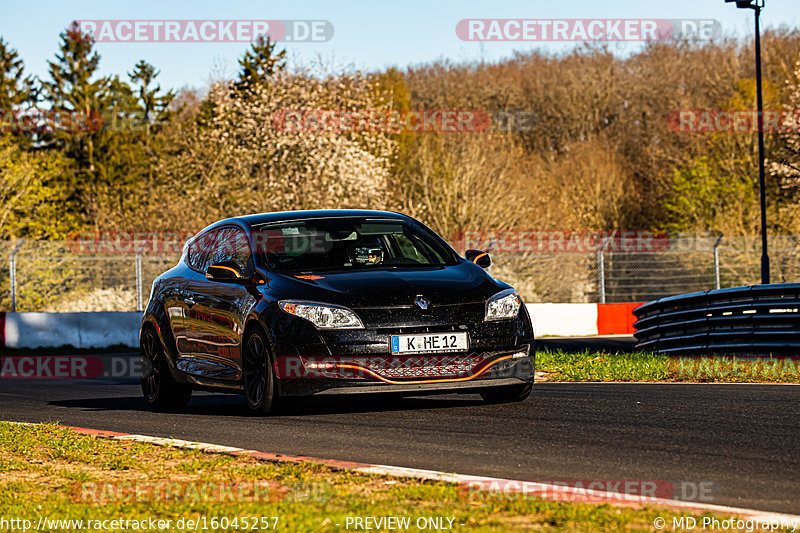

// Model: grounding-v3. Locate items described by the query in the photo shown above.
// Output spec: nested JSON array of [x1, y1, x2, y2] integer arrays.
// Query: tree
[[771, 55, 800, 192], [123, 60, 175, 206], [391, 132, 531, 239], [0, 37, 35, 149], [0, 137, 80, 238], [41, 23, 160, 227], [0, 37, 32, 111], [90, 74, 146, 221], [661, 158, 758, 235], [42, 22, 104, 175], [235, 35, 286, 92], [129, 60, 174, 123], [44, 23, 102, 114], [152, 65, 395, 230]]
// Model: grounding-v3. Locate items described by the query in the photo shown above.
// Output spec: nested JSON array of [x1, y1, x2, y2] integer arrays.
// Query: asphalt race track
[[2, 347, 799, 515]]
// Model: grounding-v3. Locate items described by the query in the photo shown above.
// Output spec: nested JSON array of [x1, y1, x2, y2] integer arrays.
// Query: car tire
[[140, 326, 192, 411], [480, 382, 532, 404], [242, 327, 280, 414]]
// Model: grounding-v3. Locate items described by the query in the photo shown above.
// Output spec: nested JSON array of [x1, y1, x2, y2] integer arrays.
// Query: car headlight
[[485, 289, 522, 321], [279, 300, 364, 329]]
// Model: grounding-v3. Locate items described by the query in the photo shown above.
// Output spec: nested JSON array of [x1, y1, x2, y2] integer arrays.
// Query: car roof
[[198, 210, 412, 233]]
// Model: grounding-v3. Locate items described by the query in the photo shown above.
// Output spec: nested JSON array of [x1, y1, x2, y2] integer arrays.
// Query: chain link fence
[[479, 235, 800, 304], [0, 241, 179, 312], [1, 236, 800, 311]]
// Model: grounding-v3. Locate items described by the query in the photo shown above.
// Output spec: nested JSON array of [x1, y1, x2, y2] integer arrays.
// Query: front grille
[[305, 354, 491, 381], [363, 355, 483, 379]]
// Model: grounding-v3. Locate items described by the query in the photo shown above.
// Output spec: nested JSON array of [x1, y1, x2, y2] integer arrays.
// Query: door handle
[[184, 297, 196, 308]]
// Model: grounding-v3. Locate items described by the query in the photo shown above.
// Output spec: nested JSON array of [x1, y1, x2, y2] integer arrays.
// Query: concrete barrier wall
[[0, 303, 642, 349], [2, 312, 141, 349], [528, 303, 599, 336]]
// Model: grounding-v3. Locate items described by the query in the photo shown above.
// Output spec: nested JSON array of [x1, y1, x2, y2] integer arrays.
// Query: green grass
[[537, 350, 670, 382], [0, 422, 745, 532], [536, 350, 800, 383]]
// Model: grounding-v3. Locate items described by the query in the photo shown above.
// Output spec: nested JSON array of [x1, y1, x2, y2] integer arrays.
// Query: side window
[[206, 227, 252, 273], [187, 231, 217, 272], [204, 229, 228, 270], [228, 229, 252, 272]]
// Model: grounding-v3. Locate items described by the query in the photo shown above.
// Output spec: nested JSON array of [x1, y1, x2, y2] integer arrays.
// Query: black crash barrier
[[633, 283, 800, 354]]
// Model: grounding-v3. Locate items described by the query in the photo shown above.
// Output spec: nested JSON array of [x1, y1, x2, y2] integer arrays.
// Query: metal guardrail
[[633, 284, 800, 354]]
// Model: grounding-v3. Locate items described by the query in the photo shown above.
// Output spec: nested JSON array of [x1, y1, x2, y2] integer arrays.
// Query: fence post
[[9, 240, 24, 312], [598, 248, 606, 304], [713, 234, 724, 290], [135, 246, 144, 312], [598, 235, 613, 304]]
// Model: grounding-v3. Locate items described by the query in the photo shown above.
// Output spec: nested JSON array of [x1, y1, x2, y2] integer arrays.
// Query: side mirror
[[465, 249, 491, 269], [206, 261, 245, 282]]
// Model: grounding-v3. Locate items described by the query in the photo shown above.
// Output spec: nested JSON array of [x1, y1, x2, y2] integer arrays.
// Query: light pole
[[725, 0, 769, 284]]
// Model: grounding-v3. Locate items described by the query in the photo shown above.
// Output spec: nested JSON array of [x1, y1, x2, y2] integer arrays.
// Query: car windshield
[[252, 218, 458, 273]]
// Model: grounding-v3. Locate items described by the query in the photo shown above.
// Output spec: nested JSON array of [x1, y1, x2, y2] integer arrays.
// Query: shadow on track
[[49, 393, 486, 418]]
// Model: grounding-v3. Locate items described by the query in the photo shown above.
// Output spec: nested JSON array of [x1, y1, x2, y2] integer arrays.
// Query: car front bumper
[[274, 346, 534, 397], [269, 300, 535, 397]]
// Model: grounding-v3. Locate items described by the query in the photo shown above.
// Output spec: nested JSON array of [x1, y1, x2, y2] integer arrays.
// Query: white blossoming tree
[[156, 65, 396, 229], [771, 55, 800, 191]]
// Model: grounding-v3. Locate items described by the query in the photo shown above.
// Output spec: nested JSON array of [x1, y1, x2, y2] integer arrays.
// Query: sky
[[1, 0, 798, 92]]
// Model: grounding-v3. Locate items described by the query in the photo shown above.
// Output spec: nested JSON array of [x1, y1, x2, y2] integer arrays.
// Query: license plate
[[390, 332, 469, 354]]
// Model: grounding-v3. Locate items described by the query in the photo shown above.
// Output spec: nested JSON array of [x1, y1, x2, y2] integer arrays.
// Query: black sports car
[[140, 210, 534, 413]]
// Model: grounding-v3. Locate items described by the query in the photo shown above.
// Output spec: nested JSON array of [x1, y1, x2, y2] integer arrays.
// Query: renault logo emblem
[[414, 295, 430, 310]]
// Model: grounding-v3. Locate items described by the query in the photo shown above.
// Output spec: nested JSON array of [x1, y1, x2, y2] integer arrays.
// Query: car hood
[[267, 262, 508, 308]]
